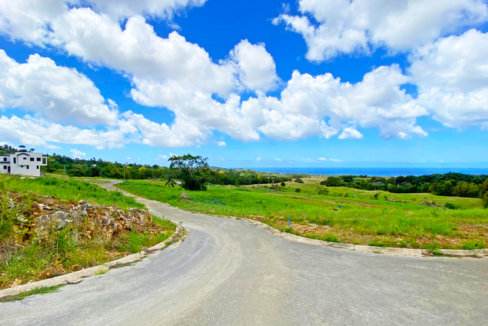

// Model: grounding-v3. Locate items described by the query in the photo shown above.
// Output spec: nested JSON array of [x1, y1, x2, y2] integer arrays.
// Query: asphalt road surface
[[1, 181, 487, 325]]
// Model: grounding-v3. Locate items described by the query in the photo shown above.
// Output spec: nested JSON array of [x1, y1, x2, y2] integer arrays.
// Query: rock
[[53, 211, 73, 230]]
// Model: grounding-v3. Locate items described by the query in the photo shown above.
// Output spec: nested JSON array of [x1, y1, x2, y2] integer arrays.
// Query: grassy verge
[[0, 176, 176, 289], [117, 180, 488, 250]]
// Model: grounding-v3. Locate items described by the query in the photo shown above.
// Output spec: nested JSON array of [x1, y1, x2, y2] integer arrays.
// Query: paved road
[[1, 181, 487, 325]]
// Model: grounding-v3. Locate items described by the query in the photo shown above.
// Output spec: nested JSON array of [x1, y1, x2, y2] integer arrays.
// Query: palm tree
[[165, 173, 177, 188]]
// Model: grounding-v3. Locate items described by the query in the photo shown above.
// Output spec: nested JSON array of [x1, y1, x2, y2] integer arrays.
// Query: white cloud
[[410, 29, 488, 128], [229, 39, 279, 92], [256, 157, 262, 161], [70, 148, 86, 159], [329, 158, 343, 163], [318, 158, 327, 161], [240, 65, 428, 140], [338, 127, 364, 140], [218, 141, 227, 147], [0, 50, 117, 126], [303, 158, 316, 163], [127, 156, 132, 161], [0, 0, 207, 45], [274, 0, 488, 61], [0, 115, 125, 149], [273, 158, 282, 162]]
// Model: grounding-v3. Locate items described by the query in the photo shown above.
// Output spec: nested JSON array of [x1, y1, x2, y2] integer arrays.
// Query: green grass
[[0, 285, 65, 303], [0, 175, 144, 209], [118, 180, 488, 250]]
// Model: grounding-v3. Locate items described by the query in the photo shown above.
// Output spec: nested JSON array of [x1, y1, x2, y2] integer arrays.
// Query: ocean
[[251, 167, 488, 177]]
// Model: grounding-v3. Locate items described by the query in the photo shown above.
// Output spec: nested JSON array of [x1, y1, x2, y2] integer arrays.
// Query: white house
[[0, 152, 48, 177]]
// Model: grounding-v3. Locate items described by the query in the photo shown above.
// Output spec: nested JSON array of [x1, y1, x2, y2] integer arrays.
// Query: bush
[[295, 188, 301, 193], [444, 202, 456, 210], [280, 182, 286, 187], [316, 186, 329, 195], [295, 178, 304, 184]]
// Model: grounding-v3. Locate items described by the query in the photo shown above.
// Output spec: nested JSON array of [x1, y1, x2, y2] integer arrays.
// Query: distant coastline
[[251, 167, 488, 177]]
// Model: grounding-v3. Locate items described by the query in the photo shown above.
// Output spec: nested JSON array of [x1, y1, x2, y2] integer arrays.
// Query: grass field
[[0, 176, 175, 289], [118, 179, 488, 250]]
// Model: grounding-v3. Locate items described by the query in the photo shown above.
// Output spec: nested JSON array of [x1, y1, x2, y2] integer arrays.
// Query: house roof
[[0, 161, 10, 164]]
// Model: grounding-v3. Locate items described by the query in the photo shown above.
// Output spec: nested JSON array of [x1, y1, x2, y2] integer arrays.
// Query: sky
[[0, 0, 488, 168]]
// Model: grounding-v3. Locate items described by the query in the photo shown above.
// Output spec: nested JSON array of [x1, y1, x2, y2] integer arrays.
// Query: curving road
[[1, 181, 487, 325]]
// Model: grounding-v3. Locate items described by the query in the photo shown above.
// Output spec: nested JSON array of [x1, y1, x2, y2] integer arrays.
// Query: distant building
[[0, 151, 48, 177]]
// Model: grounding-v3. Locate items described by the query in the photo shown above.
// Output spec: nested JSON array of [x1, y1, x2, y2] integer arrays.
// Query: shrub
[[280, 182, 286, 187], [461, 240, 487, 250], [295, 188, 301, 193], [316, 186, 329, 195], [295, 178, 304, 184], [444, 202, 456, 210]]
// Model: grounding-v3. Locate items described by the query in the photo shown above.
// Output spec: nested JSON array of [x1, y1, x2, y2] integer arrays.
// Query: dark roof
[[16, 153, 30, 156], [0, 161, 10, 164], [0, 154, 9, 156]]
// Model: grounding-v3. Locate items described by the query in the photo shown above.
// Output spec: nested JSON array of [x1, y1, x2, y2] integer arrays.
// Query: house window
[[13, 158, 16, 164], [23, 157, 27, 160], [37, 166, 39, 169], [26, 165, 29, 169], [37, 158, 41, 162], [3, 158, 6, 161], [30, 158, 34, 161], [42, 158, 46, 164], [3, 166, 6, 170]]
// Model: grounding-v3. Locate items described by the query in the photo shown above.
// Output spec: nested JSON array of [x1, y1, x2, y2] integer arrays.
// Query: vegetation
[[118, 179, 488, 250], [0, 176, 176, 289], [0, 285, 65, 303]]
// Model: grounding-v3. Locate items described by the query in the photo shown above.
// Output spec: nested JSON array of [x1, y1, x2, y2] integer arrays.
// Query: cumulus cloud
[[303, 158, 315, 163], [240, 65, 428, 140], [70, 148, 86, 159], [229, 40, 279, 92], [273, 158, 282, 162], [318, 158, 327, 161], [329, 158, 343, 163], [0, 115, 125, 149], [0, 50, 117, 126], [0, 0, 207, 44], [410, 29, 488, 129], [218, 141, 226, 147], [274, 0, 488, 61]]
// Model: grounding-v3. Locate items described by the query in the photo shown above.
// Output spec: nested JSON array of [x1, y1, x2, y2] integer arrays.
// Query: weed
[[461, 239, 487, 250], [0, 285, 65, 303]]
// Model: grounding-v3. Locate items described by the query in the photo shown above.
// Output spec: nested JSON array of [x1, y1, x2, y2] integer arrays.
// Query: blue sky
[[0, 0, 488, 168]]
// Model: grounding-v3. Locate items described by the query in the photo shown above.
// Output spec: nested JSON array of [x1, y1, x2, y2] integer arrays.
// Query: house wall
[[0, 155, 10, 175], [4, 153, 48, 177]]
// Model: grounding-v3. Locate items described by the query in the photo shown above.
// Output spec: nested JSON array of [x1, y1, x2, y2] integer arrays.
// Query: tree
[[280, 182, 286, 187], [169, 154, 210, 191], [295, 188, 301, 193], [295, 178, 304, 184], [165, 171, 177, 188]]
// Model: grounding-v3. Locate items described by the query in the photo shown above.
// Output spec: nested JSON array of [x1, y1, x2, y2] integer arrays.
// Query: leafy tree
[[295, 188, 301, 193], [481, 180, 488, 208], [295, 178, 304, 184], [169, 154, 210, 191], [325, 177, 342, 187], [280, 182, 286, 187]]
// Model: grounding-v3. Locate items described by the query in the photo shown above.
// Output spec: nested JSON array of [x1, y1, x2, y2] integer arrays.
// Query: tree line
[[322, 173, 488, 207], [43, 154, 290, 186]]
